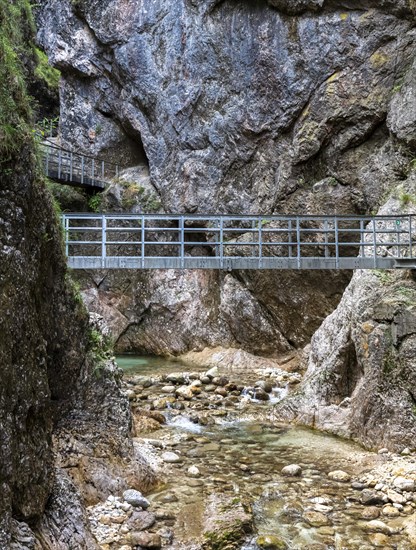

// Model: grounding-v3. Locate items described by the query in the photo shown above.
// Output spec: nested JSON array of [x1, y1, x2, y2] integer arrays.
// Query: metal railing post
[[335, 217, 339, 269], [70, 152, 73, 182], [360, 220, 365, 257], [180, 216, 185, 268], [409, 215, 413, 259], [288, 219, 293, 258], [396, 218, 401, 258], [141, 216, 145, 269], [45, 146, 49, 176], [220, 217, 224, 269], [258, 218, 263, 268], [324, 219, 329, 258], [64, 215, 69, 257], [101, 215, 106, 269], [372, 219, 377, 268], [296, 217, 301, 269], [81, 156, 85, 185]]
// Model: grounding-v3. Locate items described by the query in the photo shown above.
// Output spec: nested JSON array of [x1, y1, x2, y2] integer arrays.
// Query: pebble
[[393, 476, 415, 492], [361, 507, 380, 520], [187, 465, 201, 477], [303, 510, 331, 527], [123, 490, 150, 509], [328, 470, 351, 482], [162, 451, 182, 463], [130, 531, 162, 548], [281, 464, 302, 477], [382, 505, 400, 517], [364, 520, 392, 535], [205, 366, 219, 378], [361, 489, 385, 506]]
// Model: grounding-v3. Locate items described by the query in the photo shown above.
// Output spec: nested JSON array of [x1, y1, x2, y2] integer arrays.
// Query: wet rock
[[205, 367, 219, 379], [368, 533, 391, 547], [127, 510, 156, 531], [123, 489, 150, 509], [187, 465, 201, 478], [130, 531, 161, 548], [281, 464, 302, 477], [361, 507, 380, 520], [363, 520, 393, 535], [202, 494, 252, 549], [161, 385, 175, 393], [175, 385, 194, 400], [393, 477, 415, 492], [382, 505, 400, 518], [303, 510, 331, 527], [162, 452, 182, 464], [253, 389, 270, 401], [256, 534, 288, 549], [361, 489, 385, 506], [328, 470, 351, 482], [214, 387, 228, 397]]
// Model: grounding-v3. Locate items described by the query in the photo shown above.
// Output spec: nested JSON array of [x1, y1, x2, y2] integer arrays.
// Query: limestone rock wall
[[36, 0, 416, 358]]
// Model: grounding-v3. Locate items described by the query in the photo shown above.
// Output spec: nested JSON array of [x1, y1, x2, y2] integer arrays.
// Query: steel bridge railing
[[42, 143, 120, 190], [60, 213, 416, 270]]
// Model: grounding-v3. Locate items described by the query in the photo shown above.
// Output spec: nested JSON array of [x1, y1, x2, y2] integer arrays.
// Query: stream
[[114, 355, 415, 550]]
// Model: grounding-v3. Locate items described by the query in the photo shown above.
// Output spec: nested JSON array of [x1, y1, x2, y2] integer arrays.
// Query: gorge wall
[[36, 0, 416, 448], [0, 2, 155, 547], [37, 0, 416, 357]]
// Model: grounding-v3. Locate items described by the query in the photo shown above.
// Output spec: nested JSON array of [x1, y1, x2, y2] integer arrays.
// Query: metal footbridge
[[42, 142, 119, 190], [61, 213, 416, 270]]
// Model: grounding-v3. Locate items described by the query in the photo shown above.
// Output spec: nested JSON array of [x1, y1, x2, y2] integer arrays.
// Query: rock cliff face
[[35, 0, 416, 447], [36, 0, 416, 358], [275, 188, 416, 451], [0, 3, 155, 548]]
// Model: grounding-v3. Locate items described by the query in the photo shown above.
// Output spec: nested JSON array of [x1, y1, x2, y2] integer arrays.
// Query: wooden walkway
[[61, 213, 416, 270], [42, 143, 119, 190]]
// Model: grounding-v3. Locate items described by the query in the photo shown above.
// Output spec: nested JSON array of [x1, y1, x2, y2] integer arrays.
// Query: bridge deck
[[62, 214, 416, 270], [42, 143, 119, 190]]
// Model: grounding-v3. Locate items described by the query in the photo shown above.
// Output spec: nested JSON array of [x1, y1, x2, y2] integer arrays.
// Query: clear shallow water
[[118, 355, 410, 550]]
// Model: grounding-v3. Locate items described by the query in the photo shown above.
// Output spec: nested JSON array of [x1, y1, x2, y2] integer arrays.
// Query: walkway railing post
[[81, 156, 85, 185], [180, 216, 185, 268], [372, 219, 377, 268], [70, 152, 73, 182], [288, 219, 293, 258], [324, 219, 329, 258], [91, 158, 95, 183], [258, 217, 263, 269], [360, 220, 365, 257], [334, 217, 339, 269], [141, 216, 145, 269], [409, 215, 413, 259], [296, 218, 301, 269], [220, 217, 224, 269], [64, 215, 69, 257], [396, 219, 401, 258], [101, 215, 106, 269]]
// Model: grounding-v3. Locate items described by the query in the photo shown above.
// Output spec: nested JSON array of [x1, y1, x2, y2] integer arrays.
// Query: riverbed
[[88, 355, 416, 549]]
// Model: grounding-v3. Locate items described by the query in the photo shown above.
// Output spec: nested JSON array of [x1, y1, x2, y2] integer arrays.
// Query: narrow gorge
[[1, 0, 416, 548]]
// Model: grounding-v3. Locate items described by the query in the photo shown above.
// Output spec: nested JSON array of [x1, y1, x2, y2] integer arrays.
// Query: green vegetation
[[88, 192, 103, 212], [118, 179, 162, 212], [0, 0, 35, 161], [373, 270, 394, 285], [34, 47, 60, 89], [87, 326, 114, 376]]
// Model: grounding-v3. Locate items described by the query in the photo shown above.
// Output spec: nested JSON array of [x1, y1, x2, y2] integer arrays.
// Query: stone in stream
[[205, 366, 219, 379], [187, 465, 201, 477], [123, 489, 150, 509], [363, 520, 393, 535], [254, 380, 274, 393], [175, 385, 194, 399], [162, 451, 182, 463], [281, 464, 302, 477], [327, 470, 351, 482], [256, 534, 288, 549], [361, 507, 380, 520], [303, 510, 331, 527], [360, 489, 385, 505], [393, 476, 415, 492], [127, 510, 156, 530], [130, 531, 162, 548]]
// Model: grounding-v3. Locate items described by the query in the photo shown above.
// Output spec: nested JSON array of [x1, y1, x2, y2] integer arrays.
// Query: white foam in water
[[167, 415, 204, 433], [269, 384, 289, 404]]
